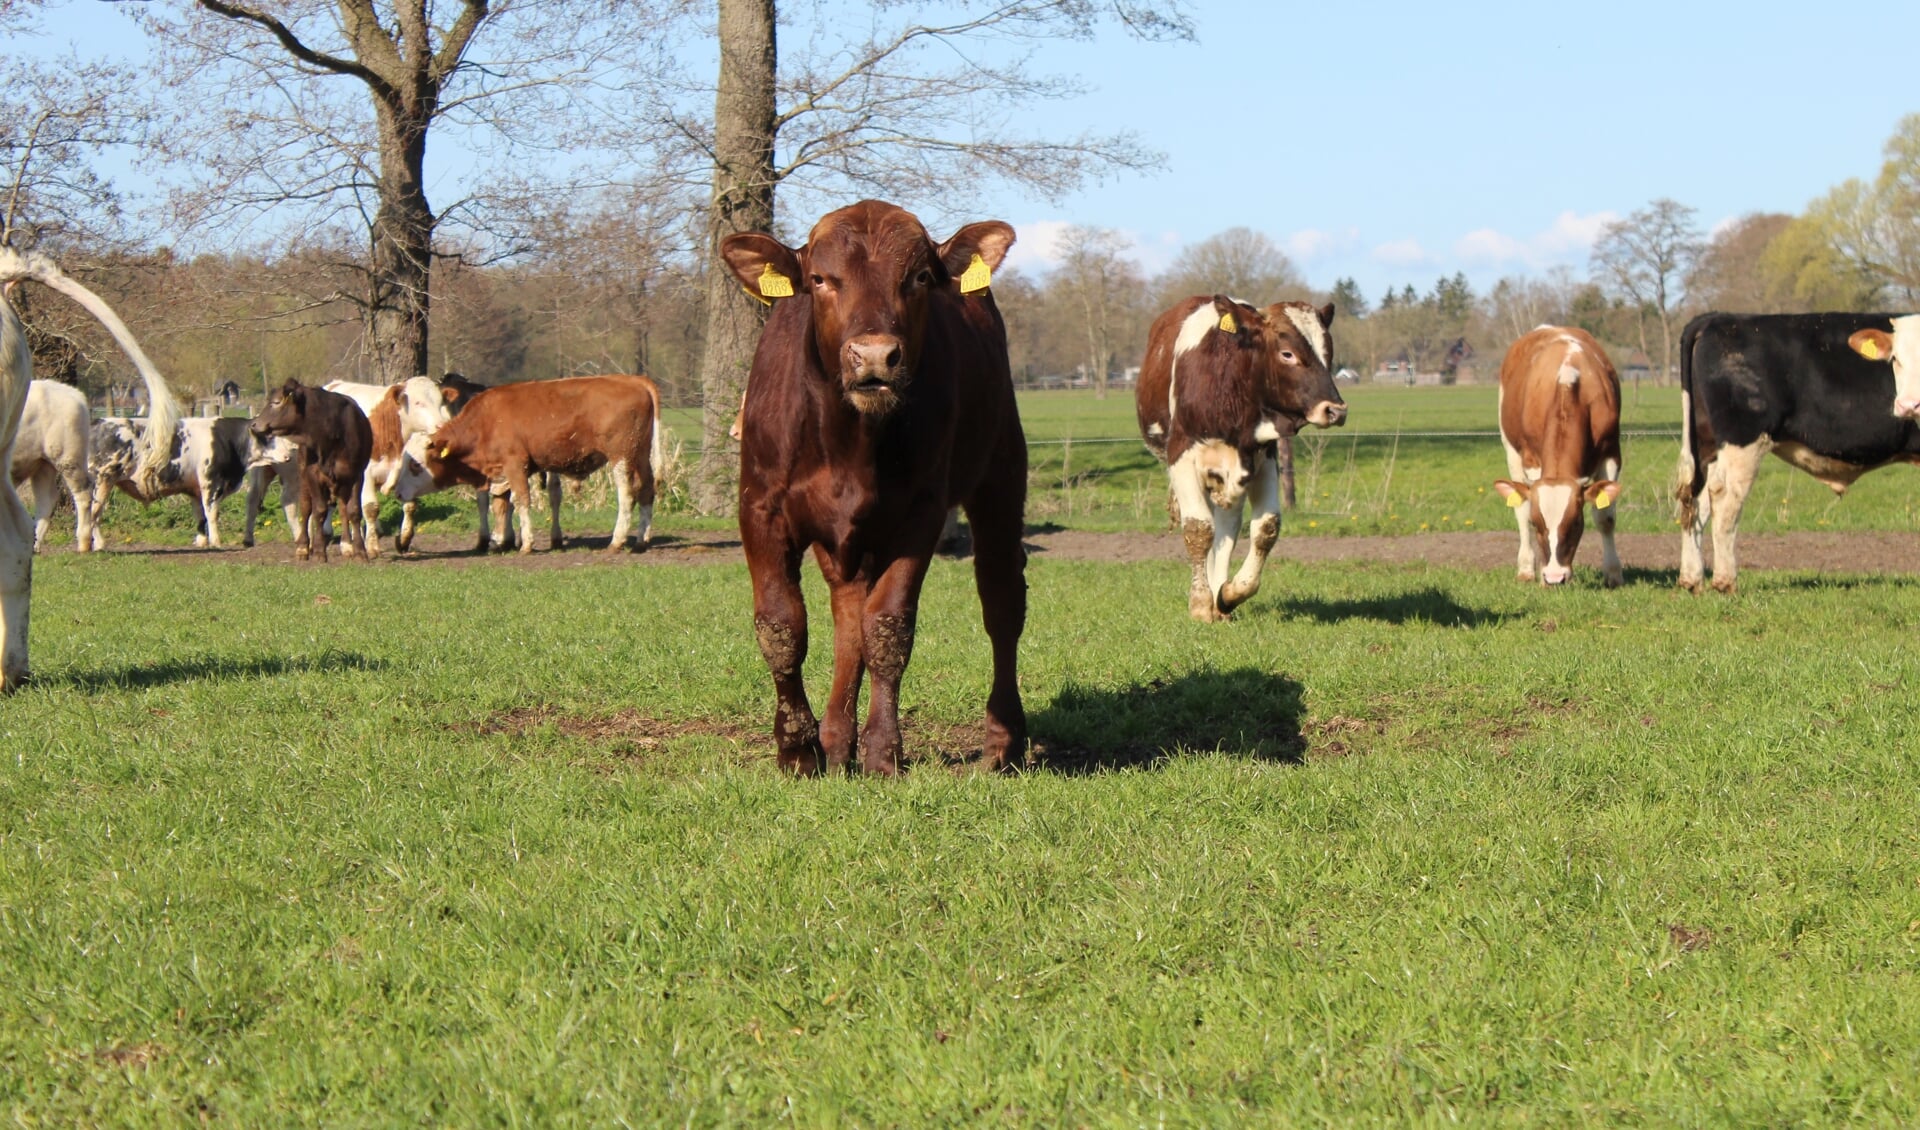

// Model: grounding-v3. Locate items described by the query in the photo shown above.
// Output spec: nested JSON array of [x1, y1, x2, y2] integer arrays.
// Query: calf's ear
[[1849, 328, 1894, 362], [1493, 480, 1530, 507], [1585, 480, 1621, 509], [1317, 302, 1336, 328], [937, 221, 1016, 293], [720, 234, 803, 304], [1210, 295, 1244, 335]]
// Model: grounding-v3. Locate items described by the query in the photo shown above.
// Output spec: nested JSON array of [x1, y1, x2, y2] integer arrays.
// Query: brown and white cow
[[1492, 325, 1623, 587], [1136, 295, 1346, 621], [327, 377, 453, 556], [250, 380, 373, 562], [397, 374, 662, 553], [724, 199, 1027, 775]]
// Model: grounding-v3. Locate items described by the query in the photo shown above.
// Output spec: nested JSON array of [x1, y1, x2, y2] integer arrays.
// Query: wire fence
[[664, 428, 1687, 455]]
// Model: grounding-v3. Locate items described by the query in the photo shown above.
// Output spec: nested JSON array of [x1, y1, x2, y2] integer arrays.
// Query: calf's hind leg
[[965, 482, 1029, 773]]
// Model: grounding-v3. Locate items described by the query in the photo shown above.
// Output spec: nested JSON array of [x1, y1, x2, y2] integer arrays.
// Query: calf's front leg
[[745, 527, 824, 775], [859, 550, 936, 775]]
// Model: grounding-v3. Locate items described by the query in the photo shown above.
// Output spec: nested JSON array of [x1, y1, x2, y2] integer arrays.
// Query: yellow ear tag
[[1595, 491, 1613, 510], [1218, 312, 1237, 333], [757, 263, 794, 299], [958, 254, 992, 294], [1505, 492, 1524, 508], [1860, 339, 1882, 360], [440, 446, 451, 459]]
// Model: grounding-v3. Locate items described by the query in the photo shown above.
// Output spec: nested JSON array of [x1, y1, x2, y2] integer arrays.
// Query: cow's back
[[449, 376, 655, 476], [1688, 313, 1920, 462], [1135, 300, 1194, 462], [1499, 327, 1620, 466]]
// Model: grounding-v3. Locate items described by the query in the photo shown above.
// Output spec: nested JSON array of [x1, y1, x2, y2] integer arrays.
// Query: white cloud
[[1003, 220, 1074, 273], [1371, 238, 1429, 266], [1450, 210, 1619, 270], [1284, 227, 1359, 262]]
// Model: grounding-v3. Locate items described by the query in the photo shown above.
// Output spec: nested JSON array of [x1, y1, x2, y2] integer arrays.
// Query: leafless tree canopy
[[1155, 227, 1306, 308]]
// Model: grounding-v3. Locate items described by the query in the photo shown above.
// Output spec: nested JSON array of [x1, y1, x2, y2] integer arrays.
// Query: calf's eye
[[810, 274, 826, 288], [913, 269, 933, 288], [1280, 350, 1297, 363]]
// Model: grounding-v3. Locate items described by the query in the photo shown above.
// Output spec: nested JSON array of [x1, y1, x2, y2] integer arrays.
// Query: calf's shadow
[[1000, 666, 1306, 774]]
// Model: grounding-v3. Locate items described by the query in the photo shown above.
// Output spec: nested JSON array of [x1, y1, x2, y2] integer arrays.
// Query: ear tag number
[[958, 254, 992, 294], [1218, 312, 1237, 333], [757, 263, 794, 299]]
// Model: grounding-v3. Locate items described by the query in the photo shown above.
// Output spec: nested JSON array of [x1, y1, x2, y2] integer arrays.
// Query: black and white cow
[[89, 415, 262, 549], [1677, 312, 1920, 592]]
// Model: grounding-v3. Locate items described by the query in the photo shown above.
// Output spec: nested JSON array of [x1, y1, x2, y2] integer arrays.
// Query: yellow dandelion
[[1465, 519, 1475, 526], [1307, 520, 1318, 528], [1477, 486, 1485, 493], [1441, 515, 1451, 522], [1419, 522, 1430, 530], [1350, 514, 1358, 521]]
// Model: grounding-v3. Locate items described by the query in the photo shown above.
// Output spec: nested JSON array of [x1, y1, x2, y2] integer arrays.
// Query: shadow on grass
[[1272, 585, 1520, 628], [1020, 667, 1306, 775], [51, 650, 386, 693]]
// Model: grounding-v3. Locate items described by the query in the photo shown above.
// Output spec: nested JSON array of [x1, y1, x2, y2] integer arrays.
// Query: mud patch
[[471, 704, 761, 769], [1668, 923, 1715, 952]]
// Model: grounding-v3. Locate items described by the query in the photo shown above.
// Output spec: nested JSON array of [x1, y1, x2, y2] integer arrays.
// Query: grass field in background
[[4, 552, 1919, 1122], [73, 382, 1920, 549]]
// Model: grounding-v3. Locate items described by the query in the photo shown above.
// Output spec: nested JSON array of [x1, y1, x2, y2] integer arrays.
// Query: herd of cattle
[[4, 208, 1920, 771]]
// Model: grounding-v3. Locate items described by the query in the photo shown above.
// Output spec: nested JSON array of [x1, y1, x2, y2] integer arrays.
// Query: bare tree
[[684, 0, 1197, 511], [1154, 226, 1306, 307], [138, 0, 677, 384], [1590, 199, 1702, 385], [1054, 224, 1138, 399]]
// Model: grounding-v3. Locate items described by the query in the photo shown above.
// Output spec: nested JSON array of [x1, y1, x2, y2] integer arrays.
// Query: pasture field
[[5, 548, 1920, 1123], [90, 383, 1920, 552]]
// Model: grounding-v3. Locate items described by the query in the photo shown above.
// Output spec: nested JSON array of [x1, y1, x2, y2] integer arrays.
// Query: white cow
[[1, 252, 179, 691], [10, 380, 95, 552]]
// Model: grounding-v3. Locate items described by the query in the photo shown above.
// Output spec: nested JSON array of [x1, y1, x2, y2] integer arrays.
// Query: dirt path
[[91, 528, 1920, 576]]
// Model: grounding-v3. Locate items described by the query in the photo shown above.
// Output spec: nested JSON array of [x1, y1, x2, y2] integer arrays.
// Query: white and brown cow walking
[[1492, 325, 1623, 587], [1136, 295, 1346, 621]]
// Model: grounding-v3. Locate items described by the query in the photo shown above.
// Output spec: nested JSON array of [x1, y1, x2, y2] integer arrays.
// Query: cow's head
[[395, 376, 454, 439], [1492, 477, 1621, 585], [720, 200, 1015, 416], [1247, 299, 1346, 430], [439, 372, 487, 416], [1848, 314, 1920, 419], [251, 379, 312, 441]]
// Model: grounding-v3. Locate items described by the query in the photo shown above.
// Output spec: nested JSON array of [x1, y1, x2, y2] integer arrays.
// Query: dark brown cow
[[402, 374, 661, 553], [723, 199, 1025, 776], [250, 379, 373, 562], [1492, 325, 1623, 587], [1136, 295, 1346, 621]]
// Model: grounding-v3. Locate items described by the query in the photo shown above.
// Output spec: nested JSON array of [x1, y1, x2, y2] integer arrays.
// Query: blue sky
[[979, 0, 1920, 300], [19, 0, 1920, 304]]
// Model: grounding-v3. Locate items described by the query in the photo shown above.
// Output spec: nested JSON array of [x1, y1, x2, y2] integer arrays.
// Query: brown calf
[[1136, 295, 1347, 620], [724, 199, 1026, 776], [250, 379, 373, 562], [1492, 325, 1623, 586], [409, 374, 661, 553]]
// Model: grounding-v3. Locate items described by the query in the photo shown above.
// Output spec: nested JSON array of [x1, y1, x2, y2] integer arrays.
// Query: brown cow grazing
[[1136, 295, 1347, 621], [724, 199, 1026, 776], [1491, 325, 1623, 587], [251, 379, 374, 562], [401, 374, 662, 553]]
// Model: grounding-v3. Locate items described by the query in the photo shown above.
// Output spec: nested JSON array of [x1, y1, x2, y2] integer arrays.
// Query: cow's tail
[[647, 376, 664, 480], [20, 254, 180, 495], [1674, 317, 1707, 529]]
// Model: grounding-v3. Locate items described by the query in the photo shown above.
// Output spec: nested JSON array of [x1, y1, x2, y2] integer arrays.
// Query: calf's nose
[[1308, 400, 1348, 428], [1895, 396, 1920, 419], [1542, 565, 1571, 586], [845, 335, 904, 380]]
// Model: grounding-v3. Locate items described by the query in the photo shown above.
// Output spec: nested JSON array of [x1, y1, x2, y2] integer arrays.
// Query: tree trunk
[[368, 102, 435, 383], [691, 0, 778, 515]]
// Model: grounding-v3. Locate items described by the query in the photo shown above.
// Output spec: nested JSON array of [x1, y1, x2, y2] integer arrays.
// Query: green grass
[[5, 550, 1920, 1123]]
